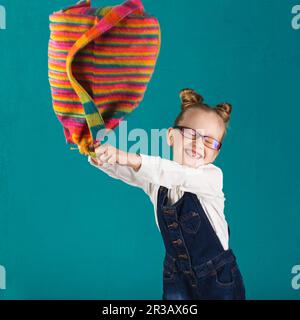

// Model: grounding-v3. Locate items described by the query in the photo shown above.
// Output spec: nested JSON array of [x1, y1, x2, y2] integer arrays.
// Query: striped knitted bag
[[48, 0, 161, 157]]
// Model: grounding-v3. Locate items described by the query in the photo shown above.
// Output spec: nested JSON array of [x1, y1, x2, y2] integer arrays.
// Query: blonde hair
[[174, 88, 232, 138]]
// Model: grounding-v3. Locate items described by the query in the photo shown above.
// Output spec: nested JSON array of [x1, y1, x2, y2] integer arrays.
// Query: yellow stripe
[[50, 15, 94, 25], [48, 72, 69, 80], [48, 63, 68, 73], [52, 94, 79, 102], [49, 82, 71, 89], [53, 105, 84, 114], [50, 25, 90, 32], [86, 112, 102, 127]]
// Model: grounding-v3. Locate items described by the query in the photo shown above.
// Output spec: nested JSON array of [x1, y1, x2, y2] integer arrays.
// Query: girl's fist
[[94, 143, 129, 166]]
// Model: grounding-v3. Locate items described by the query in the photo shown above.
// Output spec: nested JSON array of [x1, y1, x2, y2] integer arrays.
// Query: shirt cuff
[[134, 153, 157, 181]]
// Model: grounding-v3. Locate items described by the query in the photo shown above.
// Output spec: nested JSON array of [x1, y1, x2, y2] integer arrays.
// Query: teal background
[[0, 0, 300, 299]]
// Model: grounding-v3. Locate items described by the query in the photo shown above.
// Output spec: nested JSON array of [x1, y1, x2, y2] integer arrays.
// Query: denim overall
[[157, 186, 246, 300]]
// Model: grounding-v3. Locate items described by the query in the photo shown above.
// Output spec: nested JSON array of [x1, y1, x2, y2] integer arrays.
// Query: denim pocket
[[214, 262, 236, 287], [179, 211, 201, 234]]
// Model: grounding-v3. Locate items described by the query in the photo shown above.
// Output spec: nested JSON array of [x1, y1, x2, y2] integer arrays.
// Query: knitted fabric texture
[[48, 0, 161, 157]]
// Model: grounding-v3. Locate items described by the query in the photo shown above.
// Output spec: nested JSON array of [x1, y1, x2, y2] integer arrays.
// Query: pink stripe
[[49, 60, 154, 72], [95, 37, 157, 43], [52, 31, 85, 38], [48, 49, 157, 61], [94, 95, 140, 102], [52, 90, 78, 97], [49, 72, 150, 82], [57, 116, 85, 127], [106, 118, 123, 129], [50, 23, 159, 34]]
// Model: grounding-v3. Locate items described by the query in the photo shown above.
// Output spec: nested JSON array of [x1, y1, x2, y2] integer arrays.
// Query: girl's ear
[[166, 127, 174, 146]]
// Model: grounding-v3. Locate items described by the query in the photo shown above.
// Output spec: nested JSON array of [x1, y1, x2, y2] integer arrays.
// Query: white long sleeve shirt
[[87, 154, 229, 250]]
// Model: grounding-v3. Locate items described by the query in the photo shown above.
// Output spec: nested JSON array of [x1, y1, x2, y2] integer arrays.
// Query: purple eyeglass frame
[[173, 125, 222, 151]]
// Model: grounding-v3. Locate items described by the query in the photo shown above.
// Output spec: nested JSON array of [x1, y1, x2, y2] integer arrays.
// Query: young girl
[[88, 88, 246, 300]]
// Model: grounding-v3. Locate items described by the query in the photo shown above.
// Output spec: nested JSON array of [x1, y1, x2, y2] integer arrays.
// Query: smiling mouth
[[184, 149, 203, 160]]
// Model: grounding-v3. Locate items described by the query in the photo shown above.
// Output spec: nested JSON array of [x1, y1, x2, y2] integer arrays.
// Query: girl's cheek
[[205, 148, 212, 158], [205, 149, 218, 162], [174, 139, 184, 153]]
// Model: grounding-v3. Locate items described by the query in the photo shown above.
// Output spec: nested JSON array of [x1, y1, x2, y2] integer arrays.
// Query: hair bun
[[215, 102, 232, 123], [179, 88, 204, 110]]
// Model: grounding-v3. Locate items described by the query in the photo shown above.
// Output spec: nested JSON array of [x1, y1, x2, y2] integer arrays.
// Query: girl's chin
[[173, 153, 205, 167], [182, 157, 205, 168]]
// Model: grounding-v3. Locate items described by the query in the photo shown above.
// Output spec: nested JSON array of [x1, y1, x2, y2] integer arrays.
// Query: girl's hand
[[92, 142, 142, 171], [95, 143, 128, 166]]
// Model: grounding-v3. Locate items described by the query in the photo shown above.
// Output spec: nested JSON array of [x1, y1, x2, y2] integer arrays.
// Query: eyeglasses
[[173, 125, 222, 151]]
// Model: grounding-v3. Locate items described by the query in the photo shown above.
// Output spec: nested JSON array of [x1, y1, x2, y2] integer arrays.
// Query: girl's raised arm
[[88, 143, 224, 201], [88, 154, 149, 195], [135, 153, 225, 201]]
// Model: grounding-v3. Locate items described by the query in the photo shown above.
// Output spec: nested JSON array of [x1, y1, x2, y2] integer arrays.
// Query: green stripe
[[83, 101, 99, 115], [90, 124, 106, 140]]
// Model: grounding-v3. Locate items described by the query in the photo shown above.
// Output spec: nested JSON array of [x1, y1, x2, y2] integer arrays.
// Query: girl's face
[[167, 109, 225, 168]]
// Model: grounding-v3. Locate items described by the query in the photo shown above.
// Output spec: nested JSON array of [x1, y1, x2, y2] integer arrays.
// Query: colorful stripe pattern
[[48, 0, 161, 156]]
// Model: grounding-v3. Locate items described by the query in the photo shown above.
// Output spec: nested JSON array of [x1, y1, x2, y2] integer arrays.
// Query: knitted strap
[[65, 0, 145, 156]]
